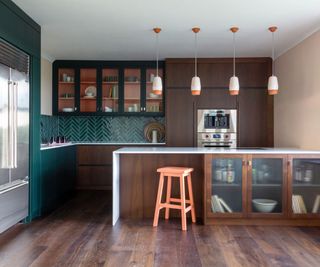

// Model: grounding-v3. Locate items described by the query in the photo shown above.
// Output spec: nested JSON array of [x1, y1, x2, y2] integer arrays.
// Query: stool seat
[[157, 167, 194, 175], [153, 166, 196, 231]]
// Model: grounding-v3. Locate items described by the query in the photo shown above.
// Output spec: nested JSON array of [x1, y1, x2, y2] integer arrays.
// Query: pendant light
[[268, 26, 279, 95], [191, 27, 201, 95], [229, 27, 240, 96], [152, 27, 163, 95]]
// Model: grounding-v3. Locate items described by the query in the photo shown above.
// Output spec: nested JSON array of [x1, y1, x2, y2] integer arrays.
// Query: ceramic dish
[[149, 92, 160, 99], [62, 108, 74, 112], [85, 86, 97, 97], [252, 199, 277, 213]]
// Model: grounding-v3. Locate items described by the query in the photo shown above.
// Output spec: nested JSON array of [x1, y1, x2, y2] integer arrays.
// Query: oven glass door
[[204, 113, 230, 130]]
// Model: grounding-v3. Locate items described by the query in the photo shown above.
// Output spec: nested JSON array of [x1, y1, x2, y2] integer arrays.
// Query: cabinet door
[[248, 155, 287, 218], [238, 89, 273, 147], [80, 68, 98, 113], [102, 68, 119, 113], [145, 68, 164, 114], [124, 68, 141, 113], [165, 62, 194, 88], [165, 89, 195, 146], [205, 154, 247, 219], [57, 68, 76, 113], [288, 155, 320, 218]]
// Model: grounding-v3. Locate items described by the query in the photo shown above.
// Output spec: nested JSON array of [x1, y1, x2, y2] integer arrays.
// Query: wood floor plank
[[0, 191, 319, 267]]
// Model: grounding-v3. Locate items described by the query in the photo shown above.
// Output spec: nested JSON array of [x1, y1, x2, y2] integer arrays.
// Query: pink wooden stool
[[153, 167, 196, 231]]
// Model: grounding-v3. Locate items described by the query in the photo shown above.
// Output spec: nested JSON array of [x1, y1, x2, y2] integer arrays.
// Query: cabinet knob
[[74, 107, 77, 111]]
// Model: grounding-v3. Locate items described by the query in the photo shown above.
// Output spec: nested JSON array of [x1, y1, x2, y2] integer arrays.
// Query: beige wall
[[274, 30, 320, 149], [41, 57, 52, 115]]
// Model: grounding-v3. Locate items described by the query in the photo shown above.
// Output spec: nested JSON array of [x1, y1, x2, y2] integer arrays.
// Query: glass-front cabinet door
[[102, 68, 119, 113], [145, 68, 163, 113], [248, 155, 287, 217], [58, 68, 76, 113], [205, 154, 247, 218], [289, 156, 320, 218], [80, 68, 97, 112], [124, 68, 141, 113]]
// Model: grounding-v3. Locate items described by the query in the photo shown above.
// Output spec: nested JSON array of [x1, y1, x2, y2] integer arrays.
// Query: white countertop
[[40, 142, 165, 150], [113, 147, 320, 154]]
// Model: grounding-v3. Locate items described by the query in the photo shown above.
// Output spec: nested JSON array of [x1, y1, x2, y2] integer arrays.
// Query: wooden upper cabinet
[[165, 60, 194, 88], [166, 58, 272, 89], [165, 89, 195, 146], [238, 89, 274, 147], [195, 88, 237, 109]]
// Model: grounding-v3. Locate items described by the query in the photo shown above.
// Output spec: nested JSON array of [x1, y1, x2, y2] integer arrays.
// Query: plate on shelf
[[149, 92, 160, 99], [85, 86, 97, 97], [82, 95, 96, 99], [62, 108, 74, 112]]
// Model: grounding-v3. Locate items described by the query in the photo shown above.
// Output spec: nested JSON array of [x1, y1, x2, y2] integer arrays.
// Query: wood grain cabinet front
[[205, 153, 320, 225], [76, 145, 120, 190]]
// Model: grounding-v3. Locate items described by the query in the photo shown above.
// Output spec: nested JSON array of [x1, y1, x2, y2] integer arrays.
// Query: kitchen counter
[[114, 147, 320, 155], [40, 142, 166, 150], [112, 147, 320, 226]]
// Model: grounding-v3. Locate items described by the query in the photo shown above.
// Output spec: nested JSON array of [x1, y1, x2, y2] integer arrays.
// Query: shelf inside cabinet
[[59, 82, 75, 85]]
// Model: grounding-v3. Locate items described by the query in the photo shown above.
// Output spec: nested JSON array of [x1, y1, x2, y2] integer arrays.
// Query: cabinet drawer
[[77, 166, 112, 189], [77, 145, 120, 165]]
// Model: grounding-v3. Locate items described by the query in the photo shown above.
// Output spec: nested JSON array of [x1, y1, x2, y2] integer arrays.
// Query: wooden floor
[[0, 191, 319, 267]]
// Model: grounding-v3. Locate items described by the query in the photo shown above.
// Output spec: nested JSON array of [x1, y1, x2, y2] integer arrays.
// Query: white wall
[[41, 57, 52, 115], [274, 30, 320, 149]]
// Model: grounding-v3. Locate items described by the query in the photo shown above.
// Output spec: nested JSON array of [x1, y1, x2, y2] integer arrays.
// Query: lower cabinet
[[204, 154, 320, 225], [76, 145, 120, 190], [40, 146, 76, 214]]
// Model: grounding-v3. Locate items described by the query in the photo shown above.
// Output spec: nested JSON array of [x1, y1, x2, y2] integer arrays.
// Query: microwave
[[197, 109, 237, 133]]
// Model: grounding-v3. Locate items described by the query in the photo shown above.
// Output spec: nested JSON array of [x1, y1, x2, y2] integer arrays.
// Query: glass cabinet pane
[[102, 69, 119, 112], [80, 68, 97, 112], [211, 158, 243, 213], [58, 68, 75, 113], [146, 68, 163, 113], [292, 158, 320, 214], [124, 68, 141, 112], [251, 158, 283, 213]]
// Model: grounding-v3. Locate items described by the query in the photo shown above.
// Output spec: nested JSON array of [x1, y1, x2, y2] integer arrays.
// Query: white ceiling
[[13, 0, 320, 61]]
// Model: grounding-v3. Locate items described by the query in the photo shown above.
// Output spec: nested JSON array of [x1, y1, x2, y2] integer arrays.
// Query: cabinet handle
[[248, 160, 252, 166], [242, 160, 246, 165], [75, 107, 77, 111]]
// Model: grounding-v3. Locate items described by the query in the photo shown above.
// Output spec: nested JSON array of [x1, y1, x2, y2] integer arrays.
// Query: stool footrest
[[159, 203, 182, 210], [170, 197, 191, 204]]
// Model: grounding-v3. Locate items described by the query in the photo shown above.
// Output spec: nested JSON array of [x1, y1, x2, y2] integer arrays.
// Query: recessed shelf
[[59, 97, 74, 100], [103, 97, 119, 100], [252, 184, 282, 187], [59, 82, 74, 85], [212, 183, 242, 187], [80, 81, 97, 84], [102, 82, 118, 84], [293, 184, 320, 187], [81, 97, 96, 100]]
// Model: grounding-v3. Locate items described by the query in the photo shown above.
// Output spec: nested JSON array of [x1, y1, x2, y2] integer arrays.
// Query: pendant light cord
[[272, 31, 275, 76], [195, 32, 198, 77], [233, 32, 236, 77], [156, 32, 159, 77]]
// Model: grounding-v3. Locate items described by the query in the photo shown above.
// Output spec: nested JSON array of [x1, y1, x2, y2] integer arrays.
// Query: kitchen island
[[112, 147, 320, 226]]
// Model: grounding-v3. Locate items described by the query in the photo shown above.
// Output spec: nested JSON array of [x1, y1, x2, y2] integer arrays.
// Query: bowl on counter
[[252, 199, 277, 213], [62, 107, 74, 112]]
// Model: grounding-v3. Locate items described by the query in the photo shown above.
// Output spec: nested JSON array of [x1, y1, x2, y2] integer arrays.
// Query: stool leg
[[153, 173, 164, 227], [165, 176, 172, 219], [180, 174, 187, 231], [187, 174, 196, 223]]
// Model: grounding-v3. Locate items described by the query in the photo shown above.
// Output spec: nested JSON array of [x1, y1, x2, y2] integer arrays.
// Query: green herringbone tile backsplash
[[40, 115, 165, 143]]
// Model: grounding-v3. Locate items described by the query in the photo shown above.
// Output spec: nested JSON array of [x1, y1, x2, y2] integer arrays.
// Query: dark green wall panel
[[40, 146, 76, 214], [0, 0, 41, 221]]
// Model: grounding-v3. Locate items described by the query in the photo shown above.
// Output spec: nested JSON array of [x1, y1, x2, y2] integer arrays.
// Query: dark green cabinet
[[53, 61, 165, 116], [40, 146, 76, 214]]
